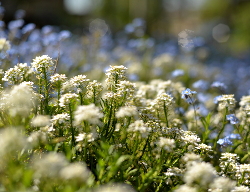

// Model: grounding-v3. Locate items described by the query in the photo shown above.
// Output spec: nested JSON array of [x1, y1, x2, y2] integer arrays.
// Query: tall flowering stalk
[[214, 94, 236, 150], [59, 93, 79, 148], [150, 93, 174, 127], [31, 55, 54, 114], [50, 73, 67, 112]]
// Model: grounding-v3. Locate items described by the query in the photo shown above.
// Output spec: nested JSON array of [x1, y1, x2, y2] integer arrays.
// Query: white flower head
[[156, 137, 175, 152], [116, 105, 138, 118], [74, 104, 103, 125], [31, 55, 54, 74], [31, 115, 51, 127], [184, 162, 217, 187]]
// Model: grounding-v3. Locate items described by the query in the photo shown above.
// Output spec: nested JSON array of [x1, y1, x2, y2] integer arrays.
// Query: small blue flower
[[22, 23, 36, 34], [227, 133, 241, 140], [226, 114, 239, 124], [192, 80, 209, 91], [171, 69, 184, 77], [211, 81, 227, 90], [214, 95, 222, 104], [181, 88, 197, 104], [217, 137, 233, 147]]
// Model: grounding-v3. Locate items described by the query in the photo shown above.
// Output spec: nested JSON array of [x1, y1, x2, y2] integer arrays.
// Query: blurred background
[[1, 0, 250, 55]]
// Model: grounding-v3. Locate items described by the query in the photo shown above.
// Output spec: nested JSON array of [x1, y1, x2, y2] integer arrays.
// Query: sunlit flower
[[181, 88, 197, 104], [127, 120, 151, 138], [74, 104, 103, 125], [116, 105, 138, 118], [184, 162, 217, 187], [226, 114, 239, 124], [156, 137, 175, 152], [31, 55, 54, 74], [31, 115, 51, 127]]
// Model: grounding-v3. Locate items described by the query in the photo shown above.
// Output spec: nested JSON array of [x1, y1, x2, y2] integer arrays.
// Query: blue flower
[[211, 81, 227, 90], [226, 114, 239, 124], [171, 69, 184, 77], [192, 80, 209, 91], [214, 95, 222, 104], [227, 133, 241, 140], [181, 88, 197, 104], [217, 137, 233, 147], [217, 133, 241, 147]]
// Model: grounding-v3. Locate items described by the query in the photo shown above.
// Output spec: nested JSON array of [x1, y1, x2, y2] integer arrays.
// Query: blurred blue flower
[[41, 25, 53, 35], [58, 30, 71, 41], [213, 95, 222, 104], [211, 81, 227, 90], [227, 133, 241, 140], [226, 114, 239, 124], [192, 80, 209, 91], [22, 23, 36, 34], [15, 9, 26, 19], [181, 88, 197, 104], [217, 133, 241, 148], [8, 19, 24, 31], [171, 69, 184, 77], [217, 137, 233, 147]]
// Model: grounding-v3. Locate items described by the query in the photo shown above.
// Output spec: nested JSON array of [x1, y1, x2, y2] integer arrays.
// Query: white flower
[[209, 177, 236, 192], [0, 128, 27, 166], [174, 185, 198, 192], [232, 186, 250, 192], [184, 162, 217, 187], [0, 38, 11, 51], [217, 94, 236, 111], [0, 81, 39, 117], [2, 63, 32, 84], [116, 105, 138, 118], [32, 152, 68, 178], [59, 93, 78, 107], [127, 120, 151, 138], [31, 55, 54, 74], [157, 137, 175, 152], [51, 113, 70, 125], [50, 73, 67, 83], [74, 104, 103, 125], [31, 115, 51, 127], [59, 162, 92, 183], [94, 184, 136, 192]]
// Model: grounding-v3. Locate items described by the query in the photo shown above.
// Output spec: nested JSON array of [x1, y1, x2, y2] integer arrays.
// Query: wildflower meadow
[[1, 4, 250, 192]]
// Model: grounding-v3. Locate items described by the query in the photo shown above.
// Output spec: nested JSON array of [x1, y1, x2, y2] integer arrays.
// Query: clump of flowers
[[74, 104, 103, 126], [216, 94, 236, 111]]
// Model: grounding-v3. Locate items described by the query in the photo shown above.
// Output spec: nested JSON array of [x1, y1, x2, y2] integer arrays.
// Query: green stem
[[163, 101, 169, 127], [214, 108, 228, 150], [69, 103, 75, 148]]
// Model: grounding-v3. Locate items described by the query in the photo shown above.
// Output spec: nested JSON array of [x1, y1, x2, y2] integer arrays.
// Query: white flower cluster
[[0, 81, 39, 117], [2, 63, 33, 84], [156, 137, 175, 152], [0, 38, 11, 51], [127, 120, 151, 138], [51, 113, 70, 125], [150, 92, 174, 111], [86, 80, 103, 98], [116, 105, 138, 118], [116, 80, 136, 99], [31, 55, 54, 74], [74, 104, 103, 125], [105, 65, 128, 90], [50, 73, 67, 84], [240, 95, 250, 114], [59, 93, 78, 107], [217, 94, 236, 111], [76, 132, 98, 142], [62, 74, 90, 93]]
